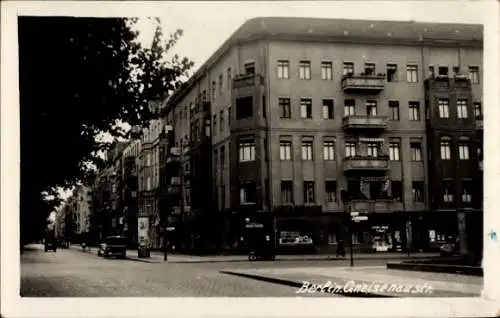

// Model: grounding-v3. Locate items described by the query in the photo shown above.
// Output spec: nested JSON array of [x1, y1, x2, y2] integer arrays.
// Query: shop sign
[[245, 222, 264, 228], [371, 225, 389, 232], [352, 216, 368, 222]]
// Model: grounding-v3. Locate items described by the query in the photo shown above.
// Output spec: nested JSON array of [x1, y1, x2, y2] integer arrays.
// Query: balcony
[[341, 74, 385, 94], [343, 156, 389, 172], [424, 75, 471, 91], [233, 73, 264, 89], [348, 200, 402, 213], [342, 115, 388, 131]]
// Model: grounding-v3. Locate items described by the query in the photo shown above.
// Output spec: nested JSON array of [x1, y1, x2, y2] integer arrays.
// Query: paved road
[[21, 244, 338, 297]]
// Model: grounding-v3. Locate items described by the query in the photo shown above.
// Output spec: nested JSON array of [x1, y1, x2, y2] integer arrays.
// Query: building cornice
[[165, 17, 482, 112]]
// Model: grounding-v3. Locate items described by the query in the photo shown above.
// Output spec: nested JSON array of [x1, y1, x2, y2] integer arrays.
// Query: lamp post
[[340, 190, 354, 267]]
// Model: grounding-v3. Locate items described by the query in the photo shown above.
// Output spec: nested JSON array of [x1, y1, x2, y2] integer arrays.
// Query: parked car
[[44, 238, 57, 252], [440, 237, 460, 256], [98, 236, 127, 259]]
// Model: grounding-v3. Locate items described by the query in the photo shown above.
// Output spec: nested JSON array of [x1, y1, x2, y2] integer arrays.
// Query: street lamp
[[340, 190, 354, 267]]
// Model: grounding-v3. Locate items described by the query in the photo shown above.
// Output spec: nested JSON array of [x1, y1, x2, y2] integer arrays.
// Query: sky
[[53, 0, 494, 201]]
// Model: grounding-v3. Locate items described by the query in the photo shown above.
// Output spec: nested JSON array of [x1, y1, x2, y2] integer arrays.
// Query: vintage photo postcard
[[1, 1, 499, 317]]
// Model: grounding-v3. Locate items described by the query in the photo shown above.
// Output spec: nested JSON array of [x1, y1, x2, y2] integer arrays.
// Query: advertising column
[[138, 216, 150, 257]]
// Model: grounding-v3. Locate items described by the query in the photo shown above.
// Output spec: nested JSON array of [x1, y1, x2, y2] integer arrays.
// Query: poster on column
[[138, 217, 149, 248]]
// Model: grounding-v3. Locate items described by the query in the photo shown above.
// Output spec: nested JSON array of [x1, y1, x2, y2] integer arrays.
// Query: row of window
[[274, 179, 474, 205], [437, 99, 483, 119], [279, 98, 421, 121], [275, 60, 480, 84], [237, 137, 478, 162]]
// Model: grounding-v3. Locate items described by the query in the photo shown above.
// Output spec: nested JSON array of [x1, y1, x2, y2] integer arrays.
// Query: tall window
[[364, 63, 375, 75], [438, 99, 450, 118], [440, 139, 451, 160], [277, 60, 289, 79], [235, 96, 253, 119], [458, 143, 470, 160], [322, 99, 334, 119], [473, 102, 482, 120], [323, 140, 335, 160], [238, 139, 255, 162], [300, 98, 312, 119], [389, 142, 400, 161], [227, 67, 232, 88], [406, 64, 418, 83], [301, 140, 313, 160], [219, 110, 225, 133], [228, 107, 231, 127], [389, 101, 400, 120], [345, 142, 356, 157], [412, 181, 424, 202], [443, 182, 454, 203], [214, 149, 218, 170], [212, 81, 216, 100], [366, 100, 377, 116], [299, 61, 311, 80], [303, 181, 315, 203], [410, 142, 422, 161], [244, 62, 255, 75], [220, 145, 225, 167], [468, 66, 479, 84], [343, 62, 354, 76], [240, 182, 256, 204], [212, 114, 217, 135], [281, 181, 293, 204], [367, 143, 378, 157], [321, 61, 333, 80], [457, 99, 468, 119], [279, 97, 291, 119], [387, 64, 397, 82], [344, 99, 355, 116], [462, 181, 472, 203], [409, 101, 420, 121], [280, 140, 292, 160], [325, 181, 337, 202], [219, 74, 223, 94], [392, 181, 403, 202]]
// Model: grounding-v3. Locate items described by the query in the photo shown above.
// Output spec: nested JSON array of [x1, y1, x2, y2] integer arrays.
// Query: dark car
[[98, 236, 127, 259], [44, 238, 57, 252]]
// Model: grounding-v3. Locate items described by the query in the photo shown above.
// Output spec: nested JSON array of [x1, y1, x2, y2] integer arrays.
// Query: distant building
[[72, 185, 92, 237], [163, 17, 483, 254]]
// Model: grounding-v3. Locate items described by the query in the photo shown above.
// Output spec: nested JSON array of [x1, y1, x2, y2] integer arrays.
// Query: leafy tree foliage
[[18, 16, 194, 243]]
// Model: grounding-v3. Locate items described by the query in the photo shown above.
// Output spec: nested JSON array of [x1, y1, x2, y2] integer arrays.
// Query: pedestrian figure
[[336, 239, 345, 257]]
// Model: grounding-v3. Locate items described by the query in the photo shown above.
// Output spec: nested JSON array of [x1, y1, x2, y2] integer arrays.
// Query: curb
[[386, 262, 483, 276], [220, 270, 394, 298]]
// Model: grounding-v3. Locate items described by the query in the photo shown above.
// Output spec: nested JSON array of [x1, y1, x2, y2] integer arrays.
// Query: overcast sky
[[48, 0, 494, 201], [133, 1, 490, 75]]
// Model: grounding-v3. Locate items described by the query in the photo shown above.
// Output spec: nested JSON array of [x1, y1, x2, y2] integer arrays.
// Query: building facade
[[138, 118, 164, 249], [164, 17, 483, 254]]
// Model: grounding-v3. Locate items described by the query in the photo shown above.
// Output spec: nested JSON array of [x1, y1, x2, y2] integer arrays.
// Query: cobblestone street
[[21, 245, 344, 297]]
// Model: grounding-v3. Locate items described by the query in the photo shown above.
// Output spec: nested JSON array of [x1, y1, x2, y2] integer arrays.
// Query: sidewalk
[[221, 266, 483, 297], [69, 245, 438, 264]]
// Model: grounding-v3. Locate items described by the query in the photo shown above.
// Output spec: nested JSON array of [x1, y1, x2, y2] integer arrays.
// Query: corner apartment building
[[164, 17, 483, 253], [138, 118, 165, 248]]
